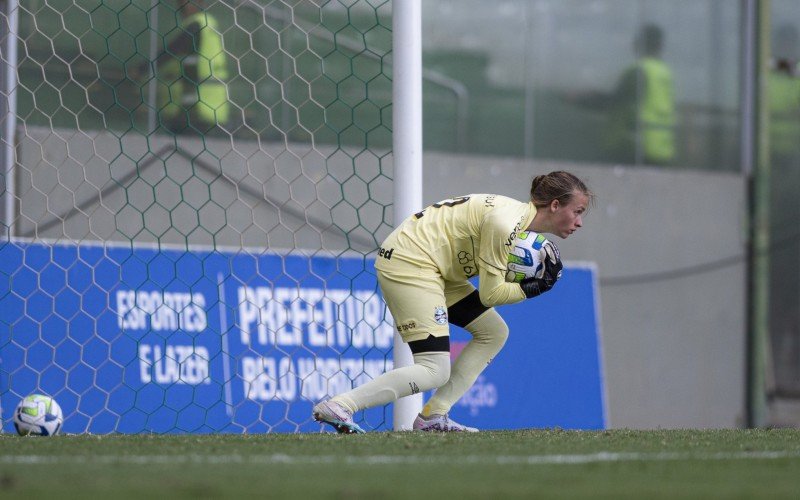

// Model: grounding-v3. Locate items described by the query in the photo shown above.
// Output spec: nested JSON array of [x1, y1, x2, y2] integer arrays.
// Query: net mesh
[[0, 0, 396, 433]]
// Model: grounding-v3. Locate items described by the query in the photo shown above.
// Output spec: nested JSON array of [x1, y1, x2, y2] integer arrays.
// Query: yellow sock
[[332, 351, 450, 414], [423, 310, 508, 416]]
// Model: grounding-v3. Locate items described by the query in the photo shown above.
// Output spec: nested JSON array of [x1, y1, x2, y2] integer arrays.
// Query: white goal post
[[391, 0, 424, 430]]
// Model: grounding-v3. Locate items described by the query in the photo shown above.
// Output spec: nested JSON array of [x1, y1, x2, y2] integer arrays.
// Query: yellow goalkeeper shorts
[[375, 256, 475, 343]]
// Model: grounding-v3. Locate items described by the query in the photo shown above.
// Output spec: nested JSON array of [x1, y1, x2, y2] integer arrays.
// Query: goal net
[[0, 0, 396, 432]]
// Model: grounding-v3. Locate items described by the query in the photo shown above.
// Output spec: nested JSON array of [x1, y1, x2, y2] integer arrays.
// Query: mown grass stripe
[[2, 450, 799, 466]]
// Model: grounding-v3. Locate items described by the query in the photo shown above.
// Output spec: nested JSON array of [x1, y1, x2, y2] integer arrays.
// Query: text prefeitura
[[237, 286, 393, 349]]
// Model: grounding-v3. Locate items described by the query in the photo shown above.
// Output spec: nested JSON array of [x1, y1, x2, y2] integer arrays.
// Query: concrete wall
[[10, 128, 389, 255], [6, 128, 748, 428]]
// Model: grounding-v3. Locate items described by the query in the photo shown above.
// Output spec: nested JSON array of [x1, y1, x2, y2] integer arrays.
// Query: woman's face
[[549, 191, 589, 239]]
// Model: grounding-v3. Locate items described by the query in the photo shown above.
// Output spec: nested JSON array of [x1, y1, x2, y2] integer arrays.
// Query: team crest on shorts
[[434, 306, 448, 325]]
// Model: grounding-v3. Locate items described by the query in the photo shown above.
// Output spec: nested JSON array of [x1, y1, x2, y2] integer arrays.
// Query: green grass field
[[1, 429, 800, 498]]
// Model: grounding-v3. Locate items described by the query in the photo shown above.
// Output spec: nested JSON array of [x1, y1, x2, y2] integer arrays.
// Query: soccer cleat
[[413, 413, 479, 433], [312, 400, 366, 434]]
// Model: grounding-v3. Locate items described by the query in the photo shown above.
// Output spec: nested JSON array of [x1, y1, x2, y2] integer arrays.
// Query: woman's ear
[[550, 199, 561, 212]]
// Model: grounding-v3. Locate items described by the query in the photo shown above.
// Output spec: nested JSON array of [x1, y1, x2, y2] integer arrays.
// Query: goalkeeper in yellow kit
[[313, 171, 593, 432]]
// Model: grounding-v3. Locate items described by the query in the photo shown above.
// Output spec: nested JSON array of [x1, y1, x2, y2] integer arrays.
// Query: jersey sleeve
[[476, 210, 527, 307], [477, 210, 511, 274], [478, 269, 526, 307]]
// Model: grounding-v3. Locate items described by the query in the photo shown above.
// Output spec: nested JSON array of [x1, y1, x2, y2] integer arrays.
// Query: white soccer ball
[[13, 394, 63, 436], [505, 231, 548, 283]]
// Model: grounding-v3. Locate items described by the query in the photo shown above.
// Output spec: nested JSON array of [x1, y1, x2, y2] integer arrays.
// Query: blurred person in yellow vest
[[567, 24, 675, 165], [153, 0, 230, 134], [620, 24, 675, 165]]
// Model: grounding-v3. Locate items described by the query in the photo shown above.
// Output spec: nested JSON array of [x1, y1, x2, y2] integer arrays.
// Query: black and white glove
[[519, 241, 563, 299]]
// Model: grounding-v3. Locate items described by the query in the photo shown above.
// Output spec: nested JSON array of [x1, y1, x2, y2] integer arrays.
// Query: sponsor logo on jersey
[[457, 250, 477, 278], [378, 247, 394, 260], [434, 306, 448, 325], [397, 321, 417, 332], [504, 214, 528, 249]]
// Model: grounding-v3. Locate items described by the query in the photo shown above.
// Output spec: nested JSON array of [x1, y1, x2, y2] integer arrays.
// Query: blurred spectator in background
[[143, 0, 231, 135], [567, 24, 675, 165], [768, 24, 800, 357], [769, 24, 800, 163]]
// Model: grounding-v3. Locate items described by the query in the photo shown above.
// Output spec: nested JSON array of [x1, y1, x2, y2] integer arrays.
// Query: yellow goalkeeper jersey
[[376, 194, 535, 307]]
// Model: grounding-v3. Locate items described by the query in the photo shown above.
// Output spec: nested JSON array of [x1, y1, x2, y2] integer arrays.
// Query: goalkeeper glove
[[519, 241, 563, 298]]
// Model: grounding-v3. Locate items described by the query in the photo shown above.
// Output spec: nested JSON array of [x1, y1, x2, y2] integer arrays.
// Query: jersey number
[[414, 196, 470, 219]]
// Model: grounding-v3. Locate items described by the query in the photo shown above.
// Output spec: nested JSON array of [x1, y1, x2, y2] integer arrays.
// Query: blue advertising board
[[0, 240, 604, 433], [448, 268, 606, 430]]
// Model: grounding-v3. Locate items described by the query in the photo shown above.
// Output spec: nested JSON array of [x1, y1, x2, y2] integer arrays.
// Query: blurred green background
[[18, 0, 797, 171]]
